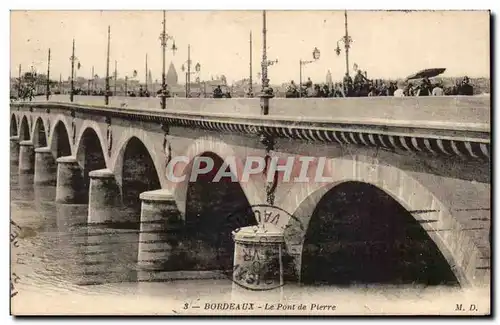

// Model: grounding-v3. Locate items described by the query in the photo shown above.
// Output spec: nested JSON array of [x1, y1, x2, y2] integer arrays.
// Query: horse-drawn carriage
[[211, 85, 232, 98]]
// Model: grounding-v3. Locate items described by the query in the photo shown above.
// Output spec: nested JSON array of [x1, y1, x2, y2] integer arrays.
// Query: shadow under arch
[[19, 116, 30, 141], [182, 151, 257, 271], [119, 136, 162, 228], [299, 181, 459, 286], [32, 117, 47, 148], [50, 120, 72, 159], [75, 127, 107, 203], [11, 114, 18, 136]]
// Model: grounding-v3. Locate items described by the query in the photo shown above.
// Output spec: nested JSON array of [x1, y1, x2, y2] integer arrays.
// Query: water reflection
[[12, 173, 35, 201]]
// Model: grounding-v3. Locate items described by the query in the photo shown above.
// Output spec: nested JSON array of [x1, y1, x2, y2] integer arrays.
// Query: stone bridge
[[10, 95, 491, 288]]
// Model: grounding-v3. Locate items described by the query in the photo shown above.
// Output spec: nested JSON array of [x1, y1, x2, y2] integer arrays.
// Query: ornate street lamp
[[105, 26, 111, 105], [159, 10, 177, 109], [181, 61, 201, 97], [299, 47, 320, 97], [181, 45, 201, 98], [46, 48, 51, 101], [260, 10, 278, 98], [335, 10, 353, 77]]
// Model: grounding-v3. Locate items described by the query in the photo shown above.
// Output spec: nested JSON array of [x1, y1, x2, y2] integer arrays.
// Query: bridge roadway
[[11, 95, 491, 288]]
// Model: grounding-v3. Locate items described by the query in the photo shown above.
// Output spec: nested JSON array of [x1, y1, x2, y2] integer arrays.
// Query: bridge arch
[[112, 135, 162, 225], [174, 136, 265, 217], [75, 126, 108, 200], [19, 115, 30, 141], [111, 129, 165, 190], [32, 117, 48, 148], [181, 150, 258, 271], [75, 121, 109, 168], [10, 114, 18, 136], [49, 118, 72, 159], [281, 155, 481, 287]]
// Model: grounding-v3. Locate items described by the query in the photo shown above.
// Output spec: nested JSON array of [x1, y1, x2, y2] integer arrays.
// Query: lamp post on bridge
[[159, 10, 177, 109], [299, 47, 321, 98], [46, 48, 51, 101], [69, 39, 77, 102], [260, 10, 278, 115], [181, 44, 201, 98], [248, 30, 253, 98], [335, 10, 353, 77], [114, 60, 118, 96], [105, 25, 111, 105], [145, 53, 148, 94]]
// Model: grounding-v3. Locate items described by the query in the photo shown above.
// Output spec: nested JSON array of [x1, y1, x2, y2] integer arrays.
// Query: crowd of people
[[12, 73, 478, 102], [285, 71, 476, 98]]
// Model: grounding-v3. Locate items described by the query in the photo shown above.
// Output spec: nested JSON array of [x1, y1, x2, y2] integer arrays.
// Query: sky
[[10, 10, 490, 84]]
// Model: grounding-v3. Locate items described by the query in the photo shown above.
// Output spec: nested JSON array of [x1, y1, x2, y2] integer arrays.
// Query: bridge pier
[[18, 140, 35, 174], [137, 189, 183, 271], [232, 226, 285, 290], [10, 136, 20, 164], [55, 156, 85, 204], [34, 147, 57, 185], [87, 169, 120, 225]]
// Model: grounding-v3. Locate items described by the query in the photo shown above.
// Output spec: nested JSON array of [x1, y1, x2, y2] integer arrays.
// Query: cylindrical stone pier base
[[34, 147, 57, 185], [232, 226, 285, 291], [137, 189, 184, 271], [10, 136, 20, 164], [88, 169, 120, 225], [19, 140, 35, 174], [55, 156, 85, 204]]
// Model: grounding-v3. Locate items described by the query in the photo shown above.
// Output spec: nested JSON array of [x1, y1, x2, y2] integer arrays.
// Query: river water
[[9, 164, 490, 316]]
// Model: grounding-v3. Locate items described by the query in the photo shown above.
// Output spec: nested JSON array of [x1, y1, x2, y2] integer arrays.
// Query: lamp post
[[17, 64, 22, 98], [105, 26, 111, 105], [260, 10, 278, 115], [114, 60, 117, 96], [181, 44, 201, 98], [260, 10, 279, 96], [145, 53, 148, 93], [299, 47, 320, 98], [159, 10, 177, 109], [69, 39, 77, 102], [248, 31, 253, 97], [46, 48, 51, 101], [335, 10, 353, 77]]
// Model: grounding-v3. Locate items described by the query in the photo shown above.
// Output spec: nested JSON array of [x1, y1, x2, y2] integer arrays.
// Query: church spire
[[166, 61, 178, 85]]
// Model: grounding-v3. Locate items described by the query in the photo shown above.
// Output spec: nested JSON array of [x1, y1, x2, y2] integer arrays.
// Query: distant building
[[167, 62, 178, 85]]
